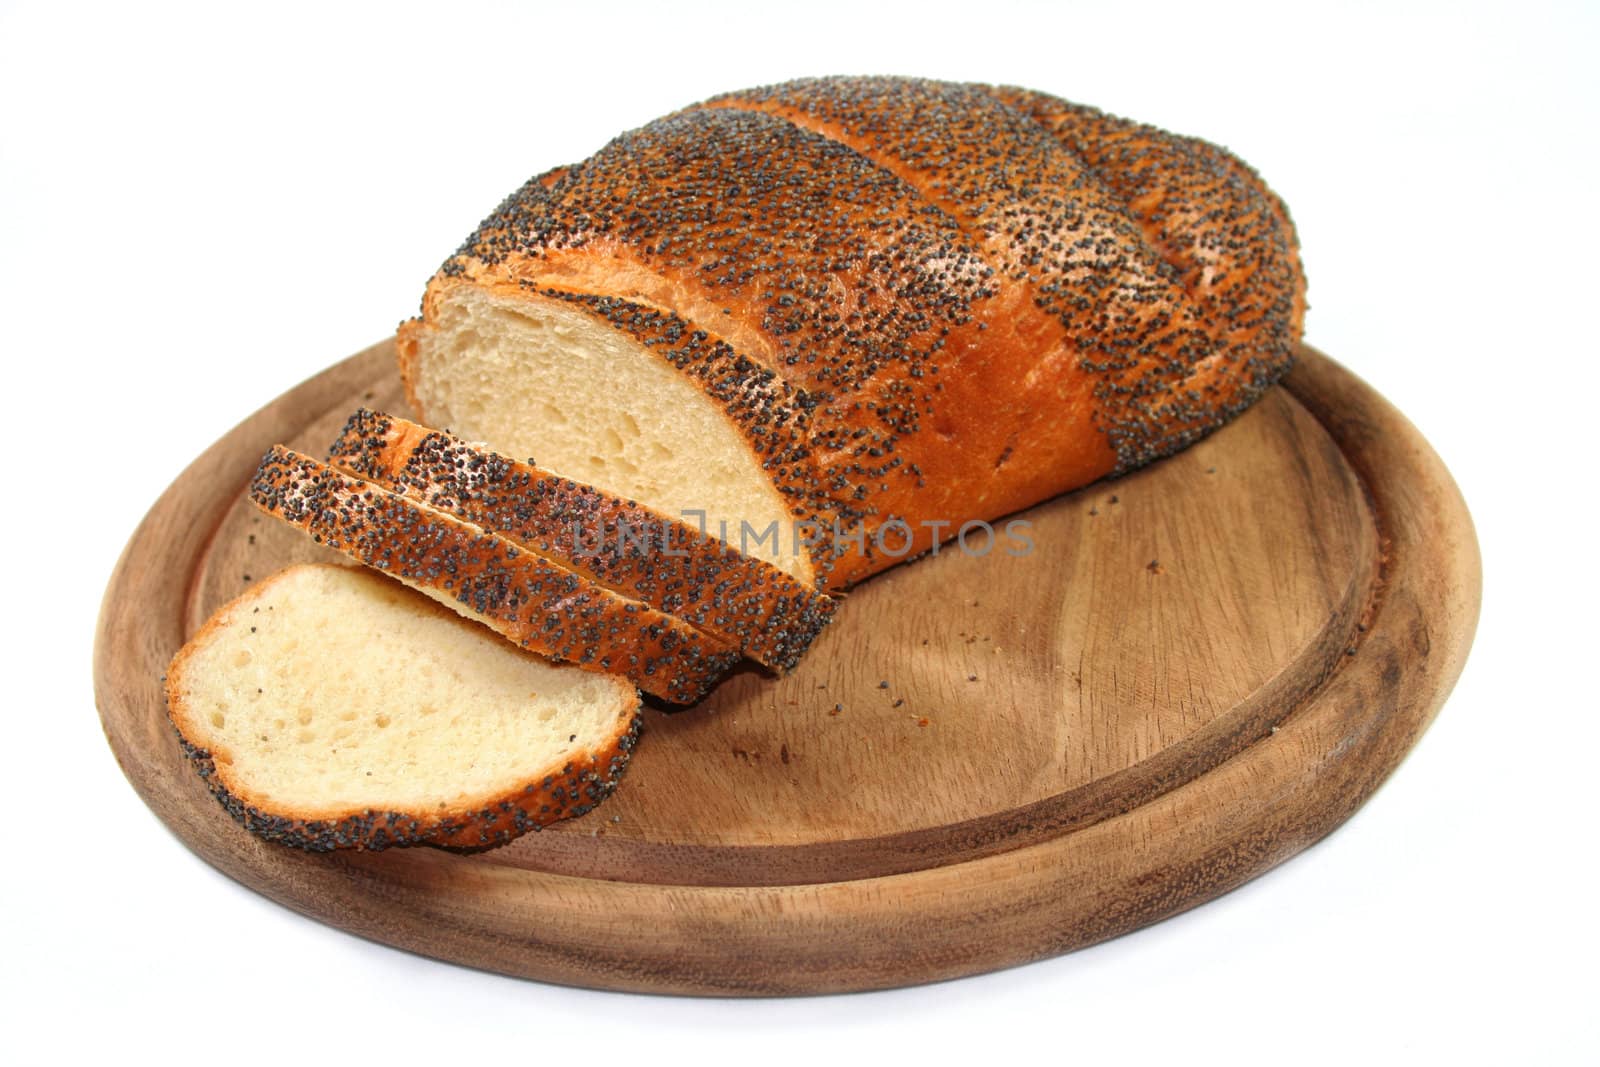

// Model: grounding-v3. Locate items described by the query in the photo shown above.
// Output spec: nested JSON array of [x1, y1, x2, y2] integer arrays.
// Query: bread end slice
[[165, 564, 641, 851]]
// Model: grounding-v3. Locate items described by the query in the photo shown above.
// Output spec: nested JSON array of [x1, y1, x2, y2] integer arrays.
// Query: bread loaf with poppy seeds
[[397, 76, 1305, 591]]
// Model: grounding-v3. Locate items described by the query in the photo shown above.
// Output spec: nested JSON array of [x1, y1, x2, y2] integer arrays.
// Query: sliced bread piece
[[326, 408, 836, 671], [249, 447, 740, 704], [165, 564, 642, 851]]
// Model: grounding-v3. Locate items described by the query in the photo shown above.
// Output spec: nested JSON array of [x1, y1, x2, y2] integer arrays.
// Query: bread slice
[[326, 408, 835, 671], [249, 446, 740, 704], [165, 564, 642, 851]]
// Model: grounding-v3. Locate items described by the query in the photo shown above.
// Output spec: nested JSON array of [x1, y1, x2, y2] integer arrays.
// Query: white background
[[3, 1, 1595, 1062]]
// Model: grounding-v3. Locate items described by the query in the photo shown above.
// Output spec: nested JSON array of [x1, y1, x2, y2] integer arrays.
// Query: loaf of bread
[[327, 408, 836, 670], [165, 564, 641, 850], [397, 76, 1305, 591], [170, 76, 1308, 851], [250, 446, 740, 703]]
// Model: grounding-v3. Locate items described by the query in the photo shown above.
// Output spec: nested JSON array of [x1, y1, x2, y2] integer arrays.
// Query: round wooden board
[[95, 342, 1479, 995]]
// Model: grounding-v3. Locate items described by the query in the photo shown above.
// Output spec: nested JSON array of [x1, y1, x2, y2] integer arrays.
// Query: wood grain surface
[[94, 342, 1479, 995]]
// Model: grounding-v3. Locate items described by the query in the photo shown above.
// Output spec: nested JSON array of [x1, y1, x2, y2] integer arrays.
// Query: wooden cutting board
[[94, 341, 1479, 995]]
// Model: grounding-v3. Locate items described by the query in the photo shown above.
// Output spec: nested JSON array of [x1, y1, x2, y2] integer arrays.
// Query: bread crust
[[399, 77, 1305, 590], [249, 448, 741, 703], [164, 565, 644, 852], [326, 408, 836, 670]]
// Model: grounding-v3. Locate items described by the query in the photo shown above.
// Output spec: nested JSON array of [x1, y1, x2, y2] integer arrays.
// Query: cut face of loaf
[[398, 76, 1306, 591], [401, 285, 811, 584], [326, 408, 836, 671], [249, 447, 740, 704], [165, 564, 641, 851]]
